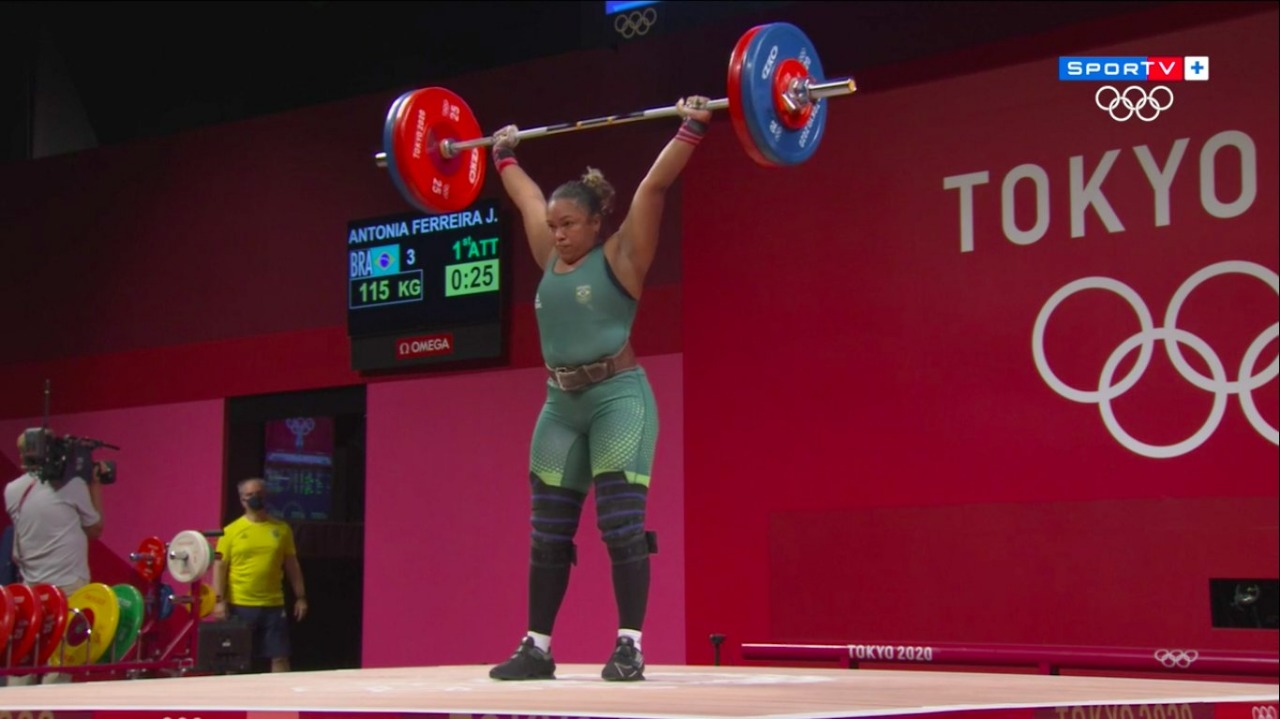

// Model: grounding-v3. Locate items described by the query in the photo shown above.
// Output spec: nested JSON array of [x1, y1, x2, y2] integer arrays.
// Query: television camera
[[20, 427, 119, 485], [17, 380, 120, 485]]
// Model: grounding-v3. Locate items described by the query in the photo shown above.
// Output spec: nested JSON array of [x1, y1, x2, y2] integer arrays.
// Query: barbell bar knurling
[[371, 77, 855, 169]]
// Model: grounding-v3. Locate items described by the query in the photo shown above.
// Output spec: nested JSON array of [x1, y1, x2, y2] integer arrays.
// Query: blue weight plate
[[157, 583, 175, 621], [738, 22, 827, 166]]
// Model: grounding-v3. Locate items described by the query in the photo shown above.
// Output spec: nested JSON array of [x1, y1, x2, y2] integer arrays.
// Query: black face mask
[[245, 495, 266, 511]]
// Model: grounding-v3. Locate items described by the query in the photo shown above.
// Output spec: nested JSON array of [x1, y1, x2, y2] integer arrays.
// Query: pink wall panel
[[682, 11, 1278, 662], [362, 354, 684, 668], [0, 400, 225, 584]]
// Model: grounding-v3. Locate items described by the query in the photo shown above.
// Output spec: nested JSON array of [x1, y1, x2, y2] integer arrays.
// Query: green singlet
[[530, 245, 659, 492]]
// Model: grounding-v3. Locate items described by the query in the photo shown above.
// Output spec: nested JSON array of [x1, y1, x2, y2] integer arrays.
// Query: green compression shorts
[[529, 368, 659, 492]]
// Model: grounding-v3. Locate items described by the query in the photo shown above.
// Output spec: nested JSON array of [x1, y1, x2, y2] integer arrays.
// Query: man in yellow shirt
[[212, 477, 308, 672]]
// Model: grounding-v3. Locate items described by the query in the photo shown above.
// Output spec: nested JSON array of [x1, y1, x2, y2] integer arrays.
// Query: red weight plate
[[771, 57, 814, 130], [726, 25, 777, 168], [35, 583, 69, 665], [5, 583, 41, 664], [135, 535, 166, 581], [387, 86, 486, 214]]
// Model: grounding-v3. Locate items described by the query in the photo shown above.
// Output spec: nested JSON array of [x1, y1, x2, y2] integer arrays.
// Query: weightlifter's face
[[546, 199, 600, 262]]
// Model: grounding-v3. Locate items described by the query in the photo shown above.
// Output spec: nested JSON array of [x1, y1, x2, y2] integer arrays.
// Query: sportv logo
[[1058, 56, 1207, 122], [1059, 56, 1210, 82]]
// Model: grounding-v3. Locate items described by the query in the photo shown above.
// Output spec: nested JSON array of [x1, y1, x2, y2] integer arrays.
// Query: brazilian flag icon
[[370, 245, 401, 276]]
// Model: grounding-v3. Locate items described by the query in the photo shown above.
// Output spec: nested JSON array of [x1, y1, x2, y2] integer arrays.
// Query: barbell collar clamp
[[784, 77, 857, 114]]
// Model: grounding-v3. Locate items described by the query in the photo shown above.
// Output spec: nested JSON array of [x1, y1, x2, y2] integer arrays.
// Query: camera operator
[[4, 430, 106, 685]]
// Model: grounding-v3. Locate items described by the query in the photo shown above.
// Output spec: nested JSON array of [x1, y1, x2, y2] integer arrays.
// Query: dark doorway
[[224, 385, 366, 671]]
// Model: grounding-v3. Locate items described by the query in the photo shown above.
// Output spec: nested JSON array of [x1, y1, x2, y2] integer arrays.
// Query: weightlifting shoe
[[601, 636, 645, 681], [489, 636, 556, 680]]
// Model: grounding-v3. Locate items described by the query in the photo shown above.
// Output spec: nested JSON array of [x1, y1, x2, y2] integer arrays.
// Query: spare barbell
[[167, 529, 213, 584], [374, 22, 856, 215]]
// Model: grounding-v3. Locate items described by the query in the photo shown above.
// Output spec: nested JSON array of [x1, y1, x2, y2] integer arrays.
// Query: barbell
[[375, 21, 857, 215], [130, 530, 213, 584]]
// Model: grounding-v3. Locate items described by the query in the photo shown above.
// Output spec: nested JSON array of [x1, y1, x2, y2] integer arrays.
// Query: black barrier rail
[[740, 641, 1280, 677]]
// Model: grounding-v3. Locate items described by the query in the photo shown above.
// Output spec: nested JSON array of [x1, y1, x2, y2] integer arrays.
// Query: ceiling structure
[[0, 0, 1203, 166]]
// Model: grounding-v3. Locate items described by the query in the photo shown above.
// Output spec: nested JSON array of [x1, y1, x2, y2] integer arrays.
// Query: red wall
[[0, 37, 688, 417], [682, 10, 1278, 663], [0, 1, 1274, 673]]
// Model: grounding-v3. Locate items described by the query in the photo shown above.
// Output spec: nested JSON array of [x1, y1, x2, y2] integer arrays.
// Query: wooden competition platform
[[0, 661, 1276, 719]]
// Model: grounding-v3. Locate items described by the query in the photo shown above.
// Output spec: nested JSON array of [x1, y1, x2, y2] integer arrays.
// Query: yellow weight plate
[[48, 608, 92, 667], [59, 582, 120, 664], [198, 582, 216, 618]]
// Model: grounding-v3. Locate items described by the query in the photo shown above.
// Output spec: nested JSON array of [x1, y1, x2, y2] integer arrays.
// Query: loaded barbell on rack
[[130, 530, 213, 584], [374, 22, 857, 214]]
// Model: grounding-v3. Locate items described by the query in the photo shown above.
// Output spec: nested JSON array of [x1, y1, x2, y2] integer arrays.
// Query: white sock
[[527, 631, 552, 653], [618, 628, 642, 651]]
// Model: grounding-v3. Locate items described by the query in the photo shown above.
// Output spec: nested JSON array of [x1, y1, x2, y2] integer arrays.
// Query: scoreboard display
[[346, 198, 508, 371]]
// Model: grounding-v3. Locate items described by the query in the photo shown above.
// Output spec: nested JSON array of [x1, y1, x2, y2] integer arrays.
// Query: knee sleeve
[[593, 473, 657, 565], [530, 474, 584, 568]]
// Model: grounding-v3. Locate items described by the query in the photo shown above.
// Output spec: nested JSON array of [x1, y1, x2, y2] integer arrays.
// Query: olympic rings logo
[[615, 7, 657, 39], [1252, 706, 1278, 719], [286, 417, 317, 449], [1095, 85, 1174, 122], [286, 417, 316, 436], [1033, 261, 1279, 459], [1153, 649, 1200, 669]]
